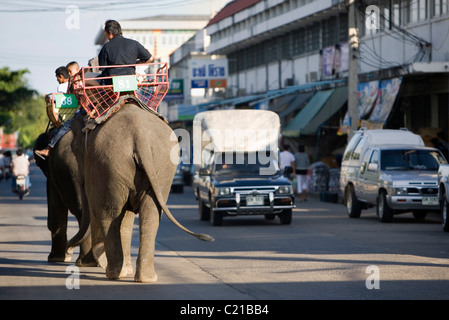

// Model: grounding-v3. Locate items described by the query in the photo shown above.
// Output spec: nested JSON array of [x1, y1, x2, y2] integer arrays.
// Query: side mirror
[[199, 168, 210, 176], [368, 163, 378, 171]]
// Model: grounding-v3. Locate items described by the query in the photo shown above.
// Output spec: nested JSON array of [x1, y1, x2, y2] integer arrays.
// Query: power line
[[0, 0, 210, 12], [355, 1, 432, 70]]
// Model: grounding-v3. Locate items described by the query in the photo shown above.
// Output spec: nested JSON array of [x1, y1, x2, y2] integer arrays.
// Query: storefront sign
[[189, 58, 228, 89], [165, 79, 184, 100]]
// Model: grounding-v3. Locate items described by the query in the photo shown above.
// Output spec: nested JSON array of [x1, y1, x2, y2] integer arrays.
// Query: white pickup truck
[[192, 109, 295, 226], [340, 128, 447, 222]]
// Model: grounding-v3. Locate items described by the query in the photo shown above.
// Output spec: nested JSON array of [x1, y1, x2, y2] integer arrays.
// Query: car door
[[361, 149, 380, 204], [356, 149, 373, 201]]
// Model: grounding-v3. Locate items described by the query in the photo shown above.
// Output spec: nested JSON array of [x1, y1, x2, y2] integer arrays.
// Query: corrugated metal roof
[[207, 0, 262, 26]]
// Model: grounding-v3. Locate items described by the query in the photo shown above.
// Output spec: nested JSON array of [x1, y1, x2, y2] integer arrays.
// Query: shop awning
[[282, 86, 347, 137], [192, 78, 347, 110], [269, 94, 297, 113], [278, 92, 313, 119]]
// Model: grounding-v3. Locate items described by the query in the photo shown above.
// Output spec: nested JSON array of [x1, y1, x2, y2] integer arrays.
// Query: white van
[[340, 128, 446, 222]]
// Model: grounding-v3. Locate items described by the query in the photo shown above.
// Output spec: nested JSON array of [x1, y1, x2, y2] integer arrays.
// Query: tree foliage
[[0, 67, 34, 113], [9, 94, 48, 148], [0, 67, 47, 149]]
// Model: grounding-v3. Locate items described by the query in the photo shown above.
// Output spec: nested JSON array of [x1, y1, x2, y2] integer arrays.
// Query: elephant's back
[[110, 103, 172, 137], [89, 103, 177, 165]]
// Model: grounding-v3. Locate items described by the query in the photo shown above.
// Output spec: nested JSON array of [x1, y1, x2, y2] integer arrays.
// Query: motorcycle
[[15, 175, 28, 200], [4, 165, 11, 180]]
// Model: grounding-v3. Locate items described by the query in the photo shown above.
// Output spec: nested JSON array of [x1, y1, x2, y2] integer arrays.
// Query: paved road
[[2, 163, 449, 306]]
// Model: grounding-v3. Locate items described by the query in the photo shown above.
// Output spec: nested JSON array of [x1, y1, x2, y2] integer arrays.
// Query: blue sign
[[191, 79, 209, 89]]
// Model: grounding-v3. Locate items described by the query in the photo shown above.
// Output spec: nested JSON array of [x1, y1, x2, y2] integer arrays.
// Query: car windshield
[[380, 149, 446, 171], [213, 153, 280, 175]]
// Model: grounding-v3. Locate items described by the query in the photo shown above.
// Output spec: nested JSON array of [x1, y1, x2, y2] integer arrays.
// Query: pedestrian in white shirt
[[279, 145, 296, 179]]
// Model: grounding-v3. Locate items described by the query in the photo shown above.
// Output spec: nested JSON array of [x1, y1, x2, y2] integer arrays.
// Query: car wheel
[[210, 211, 223, 226], [345, 185, 362, 218], [198, 196, 210, 221], [377, 191, 393, 222], [279, 209, 292, 225], [441, 193, 449, 232]]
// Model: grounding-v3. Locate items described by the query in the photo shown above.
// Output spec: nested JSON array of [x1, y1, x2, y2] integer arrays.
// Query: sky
[[0, 0, 227, 95]]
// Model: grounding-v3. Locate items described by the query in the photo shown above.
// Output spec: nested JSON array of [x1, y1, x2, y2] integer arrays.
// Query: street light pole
[[348, 0, 359, 141]]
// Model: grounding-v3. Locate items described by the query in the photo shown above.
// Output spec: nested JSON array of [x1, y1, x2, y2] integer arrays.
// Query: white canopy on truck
[[193, 109, 280, 165]]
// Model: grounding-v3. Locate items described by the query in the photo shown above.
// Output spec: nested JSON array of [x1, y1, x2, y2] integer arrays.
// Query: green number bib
[[113, 75, 138, 92], [54, 94, 78, 109]]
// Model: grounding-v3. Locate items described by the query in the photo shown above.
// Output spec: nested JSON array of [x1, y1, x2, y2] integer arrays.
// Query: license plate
[[422, 196, 438, 205], [246, 196, 264, 206]]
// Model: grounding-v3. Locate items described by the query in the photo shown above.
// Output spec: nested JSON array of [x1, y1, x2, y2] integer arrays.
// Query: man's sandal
[[35, 150, 47, 160]]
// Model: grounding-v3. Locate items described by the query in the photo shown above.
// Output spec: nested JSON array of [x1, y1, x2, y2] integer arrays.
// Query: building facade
[[168, 0, 449, 160]]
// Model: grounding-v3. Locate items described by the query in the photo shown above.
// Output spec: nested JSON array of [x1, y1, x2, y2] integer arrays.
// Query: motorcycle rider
[[11, 148, 31, 194]]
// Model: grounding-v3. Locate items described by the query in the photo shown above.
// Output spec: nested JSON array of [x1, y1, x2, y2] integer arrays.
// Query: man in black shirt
[[98, 20, 152, 78]]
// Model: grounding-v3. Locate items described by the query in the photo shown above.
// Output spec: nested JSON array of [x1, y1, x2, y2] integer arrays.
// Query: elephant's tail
[[136, 151, 214, 242], [66, 216, 91, 255], [66, 187, 91, 254]]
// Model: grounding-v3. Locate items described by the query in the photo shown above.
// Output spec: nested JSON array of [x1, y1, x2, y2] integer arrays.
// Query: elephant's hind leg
[[121, 211, 135, 277], [135, 194, 160, 283], [101, 209, 129, 280]]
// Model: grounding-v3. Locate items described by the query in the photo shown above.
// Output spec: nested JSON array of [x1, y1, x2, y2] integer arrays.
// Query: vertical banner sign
[[339, 42, 349, 73], [358, 81, 379, 118], [369, 77, 402, 123], [322, 46, 335, 77], [337, 80, 380, 135]]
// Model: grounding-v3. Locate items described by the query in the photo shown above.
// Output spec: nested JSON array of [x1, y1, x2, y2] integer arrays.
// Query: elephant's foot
[[48, 253, 71, 263], [123, 260, 134, 277], [106, 267, 129, 280], [75, 251, 98, 267], [134, 270, 158, 283], [105, 268, 121, 280], [92, 242, 107, 269]]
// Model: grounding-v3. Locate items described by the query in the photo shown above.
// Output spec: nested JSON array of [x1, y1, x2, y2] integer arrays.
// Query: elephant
[[34, 128, 96, 266], [67, 102, 214, 282]]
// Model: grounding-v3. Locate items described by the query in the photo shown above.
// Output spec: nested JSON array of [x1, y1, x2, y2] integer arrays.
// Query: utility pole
[[348, 0, 359, 141]]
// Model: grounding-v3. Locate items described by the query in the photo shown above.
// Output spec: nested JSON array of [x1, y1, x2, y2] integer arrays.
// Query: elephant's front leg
[[47, 187, 70, 262], [135, 195, 160, 283]]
